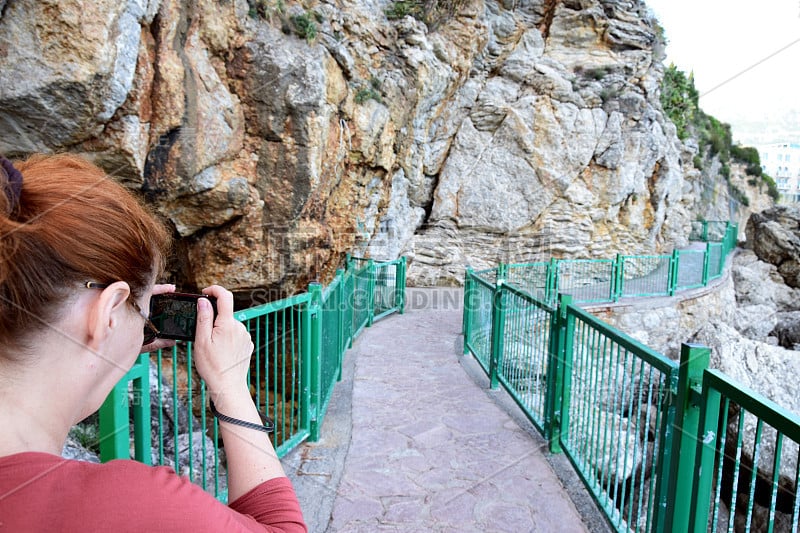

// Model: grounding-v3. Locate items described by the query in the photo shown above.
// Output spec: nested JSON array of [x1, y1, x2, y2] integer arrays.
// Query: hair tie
[[1, 156, 23, 211]]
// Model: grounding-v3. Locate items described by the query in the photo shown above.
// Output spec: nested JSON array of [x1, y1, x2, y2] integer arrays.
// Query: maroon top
[[0, 452, 307, 532]]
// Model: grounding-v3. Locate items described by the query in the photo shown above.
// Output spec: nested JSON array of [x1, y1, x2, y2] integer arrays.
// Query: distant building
[[758, 142, 800, 203]]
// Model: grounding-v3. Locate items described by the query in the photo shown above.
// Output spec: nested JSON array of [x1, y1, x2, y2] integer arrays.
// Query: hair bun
[[0, 156, 23, 214]]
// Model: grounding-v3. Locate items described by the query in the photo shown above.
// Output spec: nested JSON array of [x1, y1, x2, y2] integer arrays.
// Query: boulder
[[746, 206, 800, 288]]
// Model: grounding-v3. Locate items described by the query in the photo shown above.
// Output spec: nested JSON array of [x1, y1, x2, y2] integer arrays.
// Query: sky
[[645, 0, 800, 146]]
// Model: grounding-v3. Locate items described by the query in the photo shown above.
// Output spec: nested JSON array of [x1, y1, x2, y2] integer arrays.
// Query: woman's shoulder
[[0, 452, 275, 531]]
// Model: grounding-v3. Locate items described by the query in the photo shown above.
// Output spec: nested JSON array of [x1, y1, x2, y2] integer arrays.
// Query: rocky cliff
[[0, 0, 739, 294]]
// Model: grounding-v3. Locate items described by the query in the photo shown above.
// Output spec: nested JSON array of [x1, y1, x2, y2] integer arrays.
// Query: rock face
[[746, 206, 800, 289], [0, 0, 741, 292]]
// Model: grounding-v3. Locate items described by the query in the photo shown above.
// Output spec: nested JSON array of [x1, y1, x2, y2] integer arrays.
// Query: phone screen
[[150, 294, 217, 341]]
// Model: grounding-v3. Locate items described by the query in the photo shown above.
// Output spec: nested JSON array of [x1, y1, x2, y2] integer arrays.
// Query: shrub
[[385, 0, 423, 20], [720, 163, 730, 181], [762, 174, 780, 201], [585, 67, 608, 80], [355, 87, 382, 104], [731, 144, 760, 166], [660, 64, 698, 140], [745, 163, 762, 177], [693, 155, 704, 170], [729, 184, 750, 207], [290, 12, 317, 41], [385, 0, 466, 28]]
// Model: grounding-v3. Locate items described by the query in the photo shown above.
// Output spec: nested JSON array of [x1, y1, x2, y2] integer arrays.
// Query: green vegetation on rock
[[661, 64, 778, 204]]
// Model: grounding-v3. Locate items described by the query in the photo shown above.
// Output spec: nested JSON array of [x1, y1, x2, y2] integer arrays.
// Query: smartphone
[[149, 293, 218, 342]]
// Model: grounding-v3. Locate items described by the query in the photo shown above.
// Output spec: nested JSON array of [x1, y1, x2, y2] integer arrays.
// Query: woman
[[0, 154, 306, 531]]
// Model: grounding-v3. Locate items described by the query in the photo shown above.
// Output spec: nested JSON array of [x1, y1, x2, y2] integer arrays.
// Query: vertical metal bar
[[613, 254, 623, 302], [766, 432, 783, 533], [398, 256, 406, 315], [157, 349, 164, 465], [308, 283, 323, 441], [463, 268, 473, 352], [689, 377, 723, 532], [792, 447, 800, 531], [711, 398, 731, 532], [645, 366, 660, 531], [336, 268, 345, 380], [664, 343, 710, 532], [668, 249, 679, 296], [727, 410, 748, 532], [300, 300, 312, 435], [98, 375, 130, 461], [489, 280, 507, 390], [187, 342, 194, 482], [131, 353, 151, 465], [555, 299, 575, 454], [702, 242, 711, 286], [366, 259, 376, 327], [651, 367, 678, 533], [172, 346, 179, 473], [546, 294, 571, 450], [596, 331, 612, 506], [744, 419, 765, 533], [255, 317, 261, 413], [201, 380, 207, 491]]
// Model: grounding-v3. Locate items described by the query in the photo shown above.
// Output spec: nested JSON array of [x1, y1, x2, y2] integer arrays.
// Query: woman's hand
[[192, 285, 254, 399], [141, 283, 176, 352]]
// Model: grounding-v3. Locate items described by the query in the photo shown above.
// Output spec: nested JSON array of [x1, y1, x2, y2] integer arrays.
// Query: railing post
[[663, 343, 710, 533], [488, 278, 506, 390], [546, 258, 558, 306], [702, 242, 711, 286], [335, 269, 345, 380], [130, 353, 152, 465], [612, 254, 623, 302], [99, 352, 152, 462], [99, 375, 131, 462], [366, 259, 376, 327], [688, 375, 723, 532], [497, 261, 508, 280], [300, 294, 313, 436], [702, 221, 709, 242], [546, 293, 573, 453], [668, 249, 680, 296], [397, 256, 407, 315], [307, 283, 323, 441], [346, 266, 355, 349], [462, 267, 473, 345]]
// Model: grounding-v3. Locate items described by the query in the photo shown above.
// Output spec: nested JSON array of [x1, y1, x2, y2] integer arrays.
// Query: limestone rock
[[0, 0, 763, 293], [0, 0, 150, 153], [746, 206, 800, 288]]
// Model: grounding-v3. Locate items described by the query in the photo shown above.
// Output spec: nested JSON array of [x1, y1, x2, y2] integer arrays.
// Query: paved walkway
[[286, 289, 597, 532]]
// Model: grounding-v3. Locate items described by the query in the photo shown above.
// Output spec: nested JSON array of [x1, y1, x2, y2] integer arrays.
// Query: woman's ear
[[85, 281, 131, 350]]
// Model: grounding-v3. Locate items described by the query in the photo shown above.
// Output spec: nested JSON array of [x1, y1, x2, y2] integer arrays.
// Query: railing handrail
[[703, 369, 800, 442], [565, 302, 678, 375], [500, 220, 738, 305]]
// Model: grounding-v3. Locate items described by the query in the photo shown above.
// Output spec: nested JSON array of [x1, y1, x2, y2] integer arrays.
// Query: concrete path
[[286, 289, 600, 532]]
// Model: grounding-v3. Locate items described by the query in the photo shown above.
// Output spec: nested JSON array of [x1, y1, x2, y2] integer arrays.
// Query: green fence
[[98, 256, 406, 501], [689, 370, 800, 532], [495, 222, 739, 305], [464, 248, 800, 531]]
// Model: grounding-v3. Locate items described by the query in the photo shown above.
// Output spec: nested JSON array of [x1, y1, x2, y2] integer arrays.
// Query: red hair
[[0, 154, 171, 351]]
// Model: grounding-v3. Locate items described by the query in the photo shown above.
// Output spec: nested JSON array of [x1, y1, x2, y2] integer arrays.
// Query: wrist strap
[[209, 401, 275, 434]]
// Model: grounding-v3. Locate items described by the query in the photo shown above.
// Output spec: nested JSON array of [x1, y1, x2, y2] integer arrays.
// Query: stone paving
[[319, 292, 590, 532]]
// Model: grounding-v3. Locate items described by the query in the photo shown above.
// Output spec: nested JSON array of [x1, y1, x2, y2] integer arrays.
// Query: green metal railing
[[464, 228, 800, 531], [98, 255, 406, 501], [491, 221, 739, 305], [689, 370, 800, 533]]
